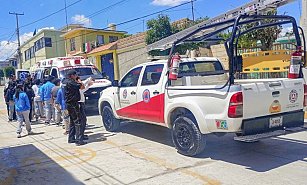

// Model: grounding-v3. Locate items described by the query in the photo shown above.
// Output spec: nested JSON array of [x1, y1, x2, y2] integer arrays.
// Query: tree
[[0, 69, 4, 78], [0, 69, 4, 85], [240, 10, 281, 51], [3, 66, 15, 78], [146, 15, 173, 45], [219, 10, 281, 51], [146, 15, 210, 56]]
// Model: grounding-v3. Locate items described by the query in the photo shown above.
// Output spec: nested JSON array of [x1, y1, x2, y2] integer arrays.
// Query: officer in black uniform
[[64, 69, 86, 146]]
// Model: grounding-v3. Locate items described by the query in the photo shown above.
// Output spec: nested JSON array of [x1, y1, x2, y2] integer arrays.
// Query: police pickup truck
[[98, 56, 306, 156]]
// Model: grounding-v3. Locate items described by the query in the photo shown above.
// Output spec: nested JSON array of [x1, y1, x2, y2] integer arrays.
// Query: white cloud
[[0, 27, 55, 60], [280, 26, 293, 37], [71, 14, 92, 27], [151, 0, 190, 6]]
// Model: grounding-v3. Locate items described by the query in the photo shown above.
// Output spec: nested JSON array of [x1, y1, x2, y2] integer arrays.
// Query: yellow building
[[240, 50, 292, 79], [61, 25, 126, 81], [20, 29, 66, 70]]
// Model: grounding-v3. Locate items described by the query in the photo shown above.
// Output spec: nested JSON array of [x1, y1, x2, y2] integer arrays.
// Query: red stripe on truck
[[116, 93, 165, 124]]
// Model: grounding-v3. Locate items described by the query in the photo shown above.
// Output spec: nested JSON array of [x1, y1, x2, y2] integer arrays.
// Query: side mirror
[[112, 80, 119, 87]]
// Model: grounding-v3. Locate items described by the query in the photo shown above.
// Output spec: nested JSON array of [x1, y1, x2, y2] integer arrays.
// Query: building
[[20, 29, 66, 70], [63, 24, 127, 81], [0, 60, 10, 69], [117, 32, 147, 79]]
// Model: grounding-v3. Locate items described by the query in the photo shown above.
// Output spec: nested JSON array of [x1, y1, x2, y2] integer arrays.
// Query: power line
[[20, 0, 196, 50], [20, 0, 83, 29], [74, 0, 131, 25]]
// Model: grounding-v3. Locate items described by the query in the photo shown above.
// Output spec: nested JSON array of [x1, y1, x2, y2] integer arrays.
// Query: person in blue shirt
[[14, 84, 33, 138], [40, 76, 55, 125], [55, 84, 70, 135]]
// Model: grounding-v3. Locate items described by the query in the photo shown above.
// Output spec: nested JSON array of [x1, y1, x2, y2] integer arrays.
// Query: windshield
[[59, 66, 106, 80], [179, 61, 224, 77]]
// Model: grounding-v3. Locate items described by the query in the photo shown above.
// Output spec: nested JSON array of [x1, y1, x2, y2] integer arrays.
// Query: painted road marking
[[105, 140, 220, 185], [22, 147, 97, 168]]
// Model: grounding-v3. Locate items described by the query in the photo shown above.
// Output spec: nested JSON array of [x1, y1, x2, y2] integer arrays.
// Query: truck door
[[116, 66, 142, 119], [137, 64, 165, 123]]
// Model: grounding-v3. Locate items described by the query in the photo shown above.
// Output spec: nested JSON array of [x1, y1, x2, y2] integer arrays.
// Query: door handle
[[269, 82, 281, 87], [131, 91, 136, 95], [153, 90, 160, 95]]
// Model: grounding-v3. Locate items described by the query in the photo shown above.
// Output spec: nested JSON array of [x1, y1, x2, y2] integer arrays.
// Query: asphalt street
[[0, 86, 307, 185]]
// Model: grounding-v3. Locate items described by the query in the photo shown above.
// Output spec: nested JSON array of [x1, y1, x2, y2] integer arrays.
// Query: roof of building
[[88, 41, 117, 54], [20, 28, 64, 48], [61, 27, 127, 37], [117, 32, 146, 50]]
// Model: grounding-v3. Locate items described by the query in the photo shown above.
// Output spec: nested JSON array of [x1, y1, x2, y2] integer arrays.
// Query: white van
[[33, 56, 111, 112]]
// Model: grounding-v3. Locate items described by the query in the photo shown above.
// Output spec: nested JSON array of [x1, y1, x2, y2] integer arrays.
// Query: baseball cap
[[67, 69, 77, 76]]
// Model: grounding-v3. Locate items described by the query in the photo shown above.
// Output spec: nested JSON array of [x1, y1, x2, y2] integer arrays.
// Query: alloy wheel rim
[[176, 125, 192, 149]]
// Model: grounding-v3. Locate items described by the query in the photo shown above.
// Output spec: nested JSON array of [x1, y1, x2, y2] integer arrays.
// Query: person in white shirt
[[78, 77, 94, 141]]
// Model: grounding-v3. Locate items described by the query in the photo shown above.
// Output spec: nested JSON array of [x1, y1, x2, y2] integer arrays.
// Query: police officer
[[64, 70, 86, 146]]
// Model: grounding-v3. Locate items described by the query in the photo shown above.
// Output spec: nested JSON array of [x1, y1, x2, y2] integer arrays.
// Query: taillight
[[228, 92, 243, 118], [304, 84, 307, 107]]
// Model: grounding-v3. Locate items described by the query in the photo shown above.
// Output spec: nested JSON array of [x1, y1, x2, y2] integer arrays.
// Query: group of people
[[3, 69, 94, 146]]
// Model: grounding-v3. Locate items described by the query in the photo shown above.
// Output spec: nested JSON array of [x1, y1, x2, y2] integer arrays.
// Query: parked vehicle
[[32, 56, 111, 112], [15, 69, 31, 82], [99, 14, 306, 156]]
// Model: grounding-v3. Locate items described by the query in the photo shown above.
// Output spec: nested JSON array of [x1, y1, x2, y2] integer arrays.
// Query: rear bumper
[[241, 110, 304, 136], [234, 126, 306, 142]]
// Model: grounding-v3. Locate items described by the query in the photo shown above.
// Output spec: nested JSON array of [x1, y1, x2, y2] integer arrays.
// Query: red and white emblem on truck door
[[123, 89, 127, 99], [142, 89, 150, 103]]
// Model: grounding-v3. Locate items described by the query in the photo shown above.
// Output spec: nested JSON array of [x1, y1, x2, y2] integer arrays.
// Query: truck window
[[120, 67, 142, 87], [141, 64, 164, 86], [179, 61, 224, 77]]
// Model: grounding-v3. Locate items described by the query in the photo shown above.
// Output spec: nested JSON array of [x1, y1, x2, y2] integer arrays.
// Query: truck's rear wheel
[[102, 106, 120, 132], [172, 116, 206, 156]]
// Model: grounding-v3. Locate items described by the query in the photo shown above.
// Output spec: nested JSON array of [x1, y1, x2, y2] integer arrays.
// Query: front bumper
[[241, 110, 304, 136]]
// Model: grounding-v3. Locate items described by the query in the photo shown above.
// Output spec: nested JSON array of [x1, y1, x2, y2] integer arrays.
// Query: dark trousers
[[79, 102, 87, 139], [67, 102, 82, 143], [6, 103, 9, 116], [29, 100, 33, 121]]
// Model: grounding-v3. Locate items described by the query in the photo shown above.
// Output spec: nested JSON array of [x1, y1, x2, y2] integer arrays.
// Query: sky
[[0, 0, 303, 60]]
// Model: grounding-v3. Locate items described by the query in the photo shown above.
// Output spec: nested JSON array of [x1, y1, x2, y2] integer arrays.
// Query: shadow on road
[[0, 144, 84, 185], [119, 121, 307, 172]]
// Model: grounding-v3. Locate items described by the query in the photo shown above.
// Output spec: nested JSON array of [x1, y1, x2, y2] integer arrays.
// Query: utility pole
[[191, 0, 195, 22], [64, 0, 69, 31], [9, 12, 24, 69]]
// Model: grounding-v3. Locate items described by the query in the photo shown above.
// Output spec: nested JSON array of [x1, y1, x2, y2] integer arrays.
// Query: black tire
[[172, 116, 206, 156], [102, 106, 120, 132]]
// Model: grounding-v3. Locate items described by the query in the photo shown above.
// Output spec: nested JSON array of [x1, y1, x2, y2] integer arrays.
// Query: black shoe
[[44, 121, 50, 125], [8, 119, 13, 122], [83, 135, 89, 140], [75, 141, 87, 146], [68, 140, 76, 143]]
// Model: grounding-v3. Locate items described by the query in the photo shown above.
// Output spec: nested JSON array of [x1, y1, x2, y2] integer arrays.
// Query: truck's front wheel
[[172, 116, 206, 156], [102, 106, 120, 132]]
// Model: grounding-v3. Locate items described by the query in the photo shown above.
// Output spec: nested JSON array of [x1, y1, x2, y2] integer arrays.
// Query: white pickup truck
[[98, 57, 306, 156]]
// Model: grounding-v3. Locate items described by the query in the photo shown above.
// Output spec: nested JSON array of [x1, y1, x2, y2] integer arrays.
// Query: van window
[[59, 66, 105, 80], [51, 68, 58, 78]]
